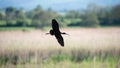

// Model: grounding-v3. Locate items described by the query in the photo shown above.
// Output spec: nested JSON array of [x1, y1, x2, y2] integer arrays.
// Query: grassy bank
[[0, 27, 120, 68]]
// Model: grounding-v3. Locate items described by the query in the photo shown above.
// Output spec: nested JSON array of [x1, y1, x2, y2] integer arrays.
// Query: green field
[[0, 27, 120, 68]]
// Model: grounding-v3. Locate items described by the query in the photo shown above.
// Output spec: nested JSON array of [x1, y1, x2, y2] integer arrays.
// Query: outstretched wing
[[52, 19, 59, 31], [55, 34, 64, 47]]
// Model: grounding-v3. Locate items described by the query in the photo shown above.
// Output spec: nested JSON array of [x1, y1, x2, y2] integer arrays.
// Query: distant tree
[[5, 7, 16, 26], [34, 5, 43, 12], [15, 9, 30, 26], [87, 3, 103, 14], [97, 8, 111, 25], [0, 12, 6, 26], [31, 5, 55, 28], [110, 4, 120, 25], [86, 3, 111, 26], [65, 10, 81, 19], [16, 9, 26, 19], [0, 12, 5, 20], [27, 5, 43, 19], [81, 12, 100, 27]]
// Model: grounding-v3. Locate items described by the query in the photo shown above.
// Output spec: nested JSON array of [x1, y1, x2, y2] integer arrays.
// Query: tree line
[[0, 4, 120, 28]]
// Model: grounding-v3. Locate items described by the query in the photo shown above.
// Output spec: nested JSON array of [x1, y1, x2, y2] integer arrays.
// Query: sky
[[0, 0, 120, 11]]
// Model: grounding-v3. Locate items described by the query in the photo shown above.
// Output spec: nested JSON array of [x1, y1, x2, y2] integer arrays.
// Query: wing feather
[[55, 34, 64, 47], [52, 19, 59, 31]]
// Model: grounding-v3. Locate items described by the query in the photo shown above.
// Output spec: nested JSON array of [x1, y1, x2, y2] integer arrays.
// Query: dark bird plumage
[[46, 19, 69, 47]]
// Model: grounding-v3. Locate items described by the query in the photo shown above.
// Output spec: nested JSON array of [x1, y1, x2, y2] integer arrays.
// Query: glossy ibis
[[46, 19, 69, 47]]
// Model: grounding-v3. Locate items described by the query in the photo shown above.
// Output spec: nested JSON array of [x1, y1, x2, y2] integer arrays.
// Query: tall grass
[[0, 27, 120, 68]]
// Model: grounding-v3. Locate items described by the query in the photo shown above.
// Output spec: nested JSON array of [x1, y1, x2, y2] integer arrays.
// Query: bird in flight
[[46, 19, 69, 47]]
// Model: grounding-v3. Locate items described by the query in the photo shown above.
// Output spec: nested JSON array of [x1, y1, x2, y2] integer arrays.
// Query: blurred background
[[0, 0, 120, 28], [0, 0, 120, 68]]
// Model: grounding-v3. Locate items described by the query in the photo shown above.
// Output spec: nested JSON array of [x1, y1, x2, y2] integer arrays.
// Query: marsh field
[[0, 27, 120, 68]]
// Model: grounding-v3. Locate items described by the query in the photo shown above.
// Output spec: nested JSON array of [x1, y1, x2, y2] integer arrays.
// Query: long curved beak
[[46, 33, 50, 35]]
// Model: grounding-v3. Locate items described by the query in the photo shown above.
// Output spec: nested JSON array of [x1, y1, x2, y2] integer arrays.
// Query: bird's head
[[50, 29, 54, 35]]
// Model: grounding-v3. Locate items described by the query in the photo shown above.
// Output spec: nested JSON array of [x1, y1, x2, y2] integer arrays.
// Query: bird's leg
[[61, 32, 69, 36]]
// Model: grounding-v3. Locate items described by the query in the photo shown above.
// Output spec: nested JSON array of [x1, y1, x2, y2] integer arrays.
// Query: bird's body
[[46, 19, 68, 47]]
